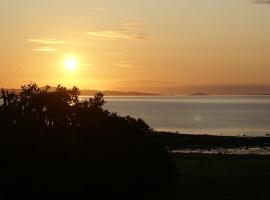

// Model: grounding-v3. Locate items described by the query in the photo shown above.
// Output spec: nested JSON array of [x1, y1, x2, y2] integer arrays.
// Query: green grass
[[171, 153, 270, 200]]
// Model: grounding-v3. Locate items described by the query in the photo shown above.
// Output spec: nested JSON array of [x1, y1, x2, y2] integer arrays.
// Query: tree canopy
[[0, 83, 151, 133]]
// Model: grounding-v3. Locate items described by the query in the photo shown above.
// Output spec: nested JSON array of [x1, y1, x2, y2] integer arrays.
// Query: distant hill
[[190, 92, 209, 96], [80, 89, 159, 96], [2, 88, 159, 96], [151, 84, 270, 95], [3, 84, 270, 96]]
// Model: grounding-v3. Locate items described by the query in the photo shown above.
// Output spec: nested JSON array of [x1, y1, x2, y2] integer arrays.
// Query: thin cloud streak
[[103, 52, 125, 56], [114, 62, 142, 69], [253, 0, 270, 4], [121, 23, 146, 31], [116, 80, 176, 84], [86, 22, 148, 41], [92, 7, 104, 11], [27, 38, 66, 44], [31, 47, 57, 52], [86, 31, 147, 40], [82, 63, 93, 67]]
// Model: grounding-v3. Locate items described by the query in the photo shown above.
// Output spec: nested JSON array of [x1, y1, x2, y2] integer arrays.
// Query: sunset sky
[[1, 0, 270, 93]]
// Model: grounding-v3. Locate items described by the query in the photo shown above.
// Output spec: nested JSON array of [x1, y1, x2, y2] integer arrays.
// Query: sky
[[1, 0, 270, 94]]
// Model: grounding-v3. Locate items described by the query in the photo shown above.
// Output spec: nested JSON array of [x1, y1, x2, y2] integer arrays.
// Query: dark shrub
[[0, 83, 178, 199]]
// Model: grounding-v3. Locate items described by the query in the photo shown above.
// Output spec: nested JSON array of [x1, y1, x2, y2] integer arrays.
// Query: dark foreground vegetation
[[173, 153, 270, 200], [0, 83, 178, 199]]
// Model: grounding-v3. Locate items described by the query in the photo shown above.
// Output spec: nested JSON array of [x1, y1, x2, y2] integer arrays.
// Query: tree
[[0, 82, 177, 199], [88, 92, 106, 109], [0, 82, 152, 132]]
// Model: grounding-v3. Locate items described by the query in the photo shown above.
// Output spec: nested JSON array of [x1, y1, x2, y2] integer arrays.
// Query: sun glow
[[64, 57, 78, 72]]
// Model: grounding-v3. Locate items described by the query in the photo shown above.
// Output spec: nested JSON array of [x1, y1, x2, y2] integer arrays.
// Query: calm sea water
[[101, 96, 270, 136]]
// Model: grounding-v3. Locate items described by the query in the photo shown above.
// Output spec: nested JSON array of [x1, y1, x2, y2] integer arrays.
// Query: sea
[[99, 95, 270, 137]]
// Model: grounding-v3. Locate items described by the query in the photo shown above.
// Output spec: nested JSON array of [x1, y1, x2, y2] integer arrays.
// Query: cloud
[[86, 31, 147, 40], [27, 38, 65, 44], [116, 80, 175, 84], [27, 38, 65, 53], [114, 62, 141, 69], [127, 34, 147, 40], [121, 23, 146, 31], [103, 52, 125, 56], [253, 0, 270, 4], [92, 7, 104, 12], [31, 47, 57, 52], [86, 23, 148, 41], [82, 63, 93, 67]]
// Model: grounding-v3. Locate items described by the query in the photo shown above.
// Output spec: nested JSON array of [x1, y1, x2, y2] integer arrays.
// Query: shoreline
[[153, 131, 270, 155], [170, 147, 270, 156]]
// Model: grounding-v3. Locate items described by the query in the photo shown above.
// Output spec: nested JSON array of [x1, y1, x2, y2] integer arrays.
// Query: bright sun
[[64, 57, 78, 72]]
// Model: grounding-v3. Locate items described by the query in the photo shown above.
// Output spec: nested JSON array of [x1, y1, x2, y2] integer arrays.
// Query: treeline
[[0, 83, 151, 132]]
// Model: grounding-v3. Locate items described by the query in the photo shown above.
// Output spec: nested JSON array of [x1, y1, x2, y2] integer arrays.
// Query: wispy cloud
[[86, 31, 147, 40], [114, 62, 141, 69], [86, 22, 148, 41], [127, 34, 147, 40], [92, 7, 104, 12], [27, 38, 65, 53], [104, 52, 125, 56], [82, 63, 93, 67], [31, 47, 56, 52], [27, 38, 65, 44], [121, 23, 146, 31], [117, 80, 175, 84], [253, 0, 270, 4]]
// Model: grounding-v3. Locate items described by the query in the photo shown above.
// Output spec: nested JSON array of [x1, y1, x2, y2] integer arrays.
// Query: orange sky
[[1, 0, 270, 93]]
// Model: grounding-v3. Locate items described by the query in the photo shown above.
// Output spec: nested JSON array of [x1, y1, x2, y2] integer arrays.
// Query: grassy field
[[172, 153, 270, 200]]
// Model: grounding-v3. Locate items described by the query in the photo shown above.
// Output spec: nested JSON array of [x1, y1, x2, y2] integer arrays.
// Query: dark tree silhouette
[[0, 83, 178, 199]]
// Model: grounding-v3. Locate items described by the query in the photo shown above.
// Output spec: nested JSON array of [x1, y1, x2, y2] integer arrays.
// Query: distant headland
[[80, 89, 160, 96], [3, 84, 270, 96], [2, 88, 160, 96], [190, 92, 209, 96]]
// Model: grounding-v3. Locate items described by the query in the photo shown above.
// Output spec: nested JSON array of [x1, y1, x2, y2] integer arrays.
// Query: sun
[[64, 57, 78, 72]]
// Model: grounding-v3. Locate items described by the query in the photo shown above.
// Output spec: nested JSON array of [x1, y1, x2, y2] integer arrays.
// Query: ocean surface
[[99, 96, 270, 137]]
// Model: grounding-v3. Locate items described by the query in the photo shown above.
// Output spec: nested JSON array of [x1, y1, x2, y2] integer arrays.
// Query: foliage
[[0, 83, 152, 133], [0, 83, 177, 199]]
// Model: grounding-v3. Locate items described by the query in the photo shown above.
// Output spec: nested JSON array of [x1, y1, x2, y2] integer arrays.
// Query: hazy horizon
[[2, 83, 270, 95]]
